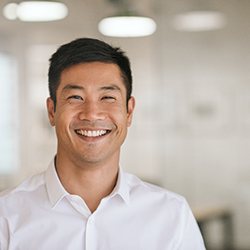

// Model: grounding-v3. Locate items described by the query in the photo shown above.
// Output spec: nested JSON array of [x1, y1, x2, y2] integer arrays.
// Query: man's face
[[47, 62, 135, 167]]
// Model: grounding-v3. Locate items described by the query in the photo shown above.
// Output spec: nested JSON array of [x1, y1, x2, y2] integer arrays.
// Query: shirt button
[[88, 216, 94, 224]]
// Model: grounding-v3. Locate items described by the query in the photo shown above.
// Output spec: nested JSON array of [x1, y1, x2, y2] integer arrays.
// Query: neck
[[55, 154, 119, 213]]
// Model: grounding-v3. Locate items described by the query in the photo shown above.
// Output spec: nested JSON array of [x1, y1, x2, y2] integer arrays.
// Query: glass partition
[[0, 52, 18, 175]]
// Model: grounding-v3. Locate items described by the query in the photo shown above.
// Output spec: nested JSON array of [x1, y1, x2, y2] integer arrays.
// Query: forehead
[[58, 62, 125, 90]]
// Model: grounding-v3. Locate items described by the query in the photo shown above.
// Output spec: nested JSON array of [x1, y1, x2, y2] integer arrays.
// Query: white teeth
[[76, 130, 107, 137]]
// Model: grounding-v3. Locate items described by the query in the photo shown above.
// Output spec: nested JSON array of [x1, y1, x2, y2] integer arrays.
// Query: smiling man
[[0, 38, 205, 250]]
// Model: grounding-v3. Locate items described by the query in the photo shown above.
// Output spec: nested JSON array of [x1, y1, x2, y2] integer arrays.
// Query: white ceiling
[[0, 0, 156, 41], [0, 0, 250, 54]]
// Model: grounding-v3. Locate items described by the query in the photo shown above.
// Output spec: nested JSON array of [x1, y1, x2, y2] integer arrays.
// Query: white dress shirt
[[0, 160, 205, 250]]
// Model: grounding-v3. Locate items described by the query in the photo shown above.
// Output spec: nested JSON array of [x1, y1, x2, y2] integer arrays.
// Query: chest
[[8, 205, 181, 250]]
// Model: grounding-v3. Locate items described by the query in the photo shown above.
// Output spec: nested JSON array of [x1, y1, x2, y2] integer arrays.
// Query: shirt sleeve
[[178, 200, 206, 250], [0, 217, 9, 250]]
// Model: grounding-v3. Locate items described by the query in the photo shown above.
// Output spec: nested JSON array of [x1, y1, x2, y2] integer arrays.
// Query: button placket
[[85, 215, 97, 250], [68, 195, 91, 218]]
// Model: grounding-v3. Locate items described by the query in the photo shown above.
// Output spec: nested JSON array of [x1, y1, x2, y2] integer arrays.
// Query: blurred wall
[[0, 0, 250, 248]]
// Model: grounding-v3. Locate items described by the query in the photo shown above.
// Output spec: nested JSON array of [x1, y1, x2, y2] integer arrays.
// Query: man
[[0, 38, 205, 249]]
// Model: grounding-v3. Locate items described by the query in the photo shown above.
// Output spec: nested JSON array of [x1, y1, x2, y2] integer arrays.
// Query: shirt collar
[[109, 168, 130, 205], [45, 159, 68, 208], [45, 159, 131, 208]]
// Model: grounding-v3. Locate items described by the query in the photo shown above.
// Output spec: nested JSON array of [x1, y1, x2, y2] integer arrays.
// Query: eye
[[101, 96, 116, 102], [67, 95, 84, 101]]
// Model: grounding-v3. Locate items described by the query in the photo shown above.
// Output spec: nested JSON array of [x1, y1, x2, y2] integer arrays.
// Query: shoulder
[[124, 171, 188, 209], [0, 171, 45, 197], [0, 171, 45, 213]]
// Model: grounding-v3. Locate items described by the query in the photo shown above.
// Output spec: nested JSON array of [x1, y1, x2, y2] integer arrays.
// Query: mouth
[[75, 129, 111, 138]]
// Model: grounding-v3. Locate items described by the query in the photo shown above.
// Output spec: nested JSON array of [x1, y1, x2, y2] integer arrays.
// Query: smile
[[75, 129, 110, 137]]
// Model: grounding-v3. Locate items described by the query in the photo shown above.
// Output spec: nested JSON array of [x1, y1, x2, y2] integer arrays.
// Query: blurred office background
[[0, 0, 250, 249]]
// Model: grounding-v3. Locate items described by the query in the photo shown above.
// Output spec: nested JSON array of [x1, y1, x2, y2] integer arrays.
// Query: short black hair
[[48, 38, 132, 107]]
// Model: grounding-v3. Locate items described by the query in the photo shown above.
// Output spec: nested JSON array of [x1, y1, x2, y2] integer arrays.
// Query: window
[[0, 52, 18, 174]]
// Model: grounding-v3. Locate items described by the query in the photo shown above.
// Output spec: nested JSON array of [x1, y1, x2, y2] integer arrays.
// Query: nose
[[78, 100, 106, 121]]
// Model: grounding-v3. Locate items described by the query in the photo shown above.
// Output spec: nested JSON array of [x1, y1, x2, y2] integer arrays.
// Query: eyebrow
[[100, 84, 121, 92], [62, 84, 121, 92], [62, 84, 84, 91]]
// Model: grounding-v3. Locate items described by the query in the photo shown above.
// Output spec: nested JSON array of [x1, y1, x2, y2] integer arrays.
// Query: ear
[[46, 97, 56, 126], [127, 96, 135, 127]]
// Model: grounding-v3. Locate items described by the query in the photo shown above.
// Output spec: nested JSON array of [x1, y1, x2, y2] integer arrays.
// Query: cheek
[[110, 108, 130, 128], [108, 101, 127, 113], [54, 107, 76, 130]]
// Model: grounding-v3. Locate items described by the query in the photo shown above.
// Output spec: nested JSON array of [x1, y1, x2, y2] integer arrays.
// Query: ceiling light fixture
[[98, 0, 156, 37], [99, 16, 156, 37], [172, 11, 226, 32], [3, 1, 68, 22]]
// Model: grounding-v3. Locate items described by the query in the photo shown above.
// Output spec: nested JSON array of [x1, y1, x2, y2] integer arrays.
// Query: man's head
[[46, 38, 135, 167], [48, 38, 132, 108]]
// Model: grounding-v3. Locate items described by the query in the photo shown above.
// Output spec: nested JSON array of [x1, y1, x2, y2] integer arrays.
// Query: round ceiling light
[[98, 16, 157, 37], [3, 1, 68, 22], [3, 3, 18, 20]]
